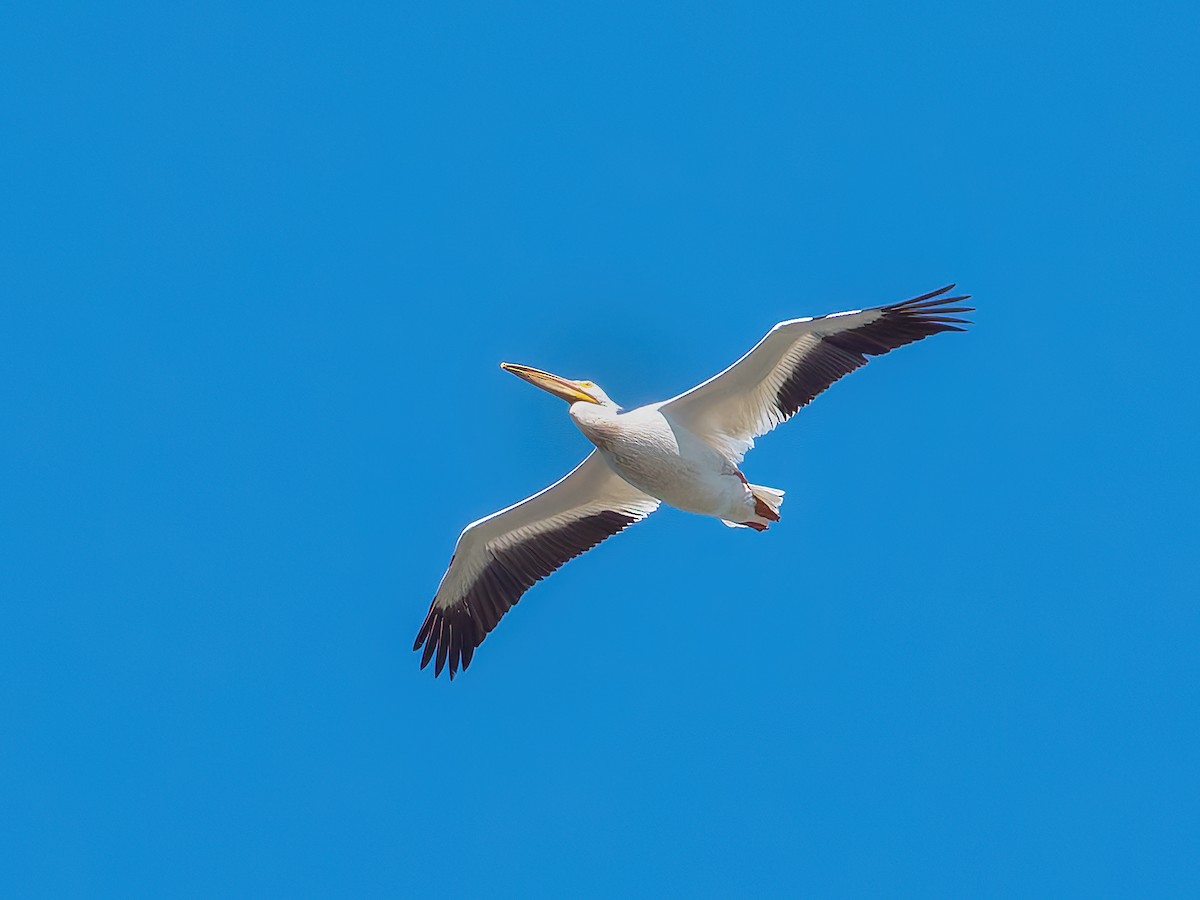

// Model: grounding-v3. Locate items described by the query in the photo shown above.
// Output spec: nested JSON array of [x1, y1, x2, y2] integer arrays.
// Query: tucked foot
[[753, 493, 781, 523], [748, 483, 784, 523]]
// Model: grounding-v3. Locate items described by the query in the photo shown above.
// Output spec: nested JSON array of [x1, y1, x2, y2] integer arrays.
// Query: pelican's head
[[500, 363, 616, 408]]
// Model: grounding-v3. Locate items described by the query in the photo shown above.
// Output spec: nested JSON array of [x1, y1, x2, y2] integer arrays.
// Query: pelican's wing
[[660, 285, 972, 461], [414, 451, 659, 679]]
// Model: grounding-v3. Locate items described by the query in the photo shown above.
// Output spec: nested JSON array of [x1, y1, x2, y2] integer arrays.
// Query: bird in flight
[[414, 285, 973, 678]]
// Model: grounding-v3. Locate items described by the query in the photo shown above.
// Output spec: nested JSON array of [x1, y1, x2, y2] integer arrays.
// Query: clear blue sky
[[3, 1, 1198, 896]]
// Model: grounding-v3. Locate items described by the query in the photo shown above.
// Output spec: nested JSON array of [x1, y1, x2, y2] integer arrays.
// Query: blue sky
[[3, 0, 1198, 896]]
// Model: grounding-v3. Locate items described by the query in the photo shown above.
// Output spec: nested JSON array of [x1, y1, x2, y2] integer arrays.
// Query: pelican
[[414, 285, 973, 678]]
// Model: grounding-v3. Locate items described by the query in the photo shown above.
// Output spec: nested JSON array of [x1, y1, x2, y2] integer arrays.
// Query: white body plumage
[[569, 401, 772, 528]]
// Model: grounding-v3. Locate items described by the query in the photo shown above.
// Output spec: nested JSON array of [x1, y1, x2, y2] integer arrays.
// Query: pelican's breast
[[571, 404, 739, 514]]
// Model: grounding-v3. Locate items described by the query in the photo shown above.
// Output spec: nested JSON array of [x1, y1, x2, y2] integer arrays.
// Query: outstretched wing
[[660, 285, 972, 461], [414, 452, 659, 679]]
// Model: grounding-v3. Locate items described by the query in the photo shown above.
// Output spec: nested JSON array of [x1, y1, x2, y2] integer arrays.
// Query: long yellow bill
[[500, 363, 601, 404]]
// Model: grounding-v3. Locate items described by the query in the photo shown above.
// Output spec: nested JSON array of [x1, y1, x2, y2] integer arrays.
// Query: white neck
[[569, 401, 623, 447]]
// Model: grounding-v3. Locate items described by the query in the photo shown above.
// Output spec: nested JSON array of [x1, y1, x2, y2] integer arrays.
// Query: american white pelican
[[415, 285, 973, 678]]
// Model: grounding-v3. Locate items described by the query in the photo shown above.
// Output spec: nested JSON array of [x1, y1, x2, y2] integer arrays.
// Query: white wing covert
[[414, 452, 659, 678], [661, 285, 973, 461]]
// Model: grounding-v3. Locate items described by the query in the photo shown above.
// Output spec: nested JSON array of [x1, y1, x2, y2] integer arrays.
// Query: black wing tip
[[773, 282, 975, 414], [413, 612, 433, 652], [888, 284, 974, 315], [882, 284, 975, 329], [413, 604, 483, 681], [413, 509, 644, 680]]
